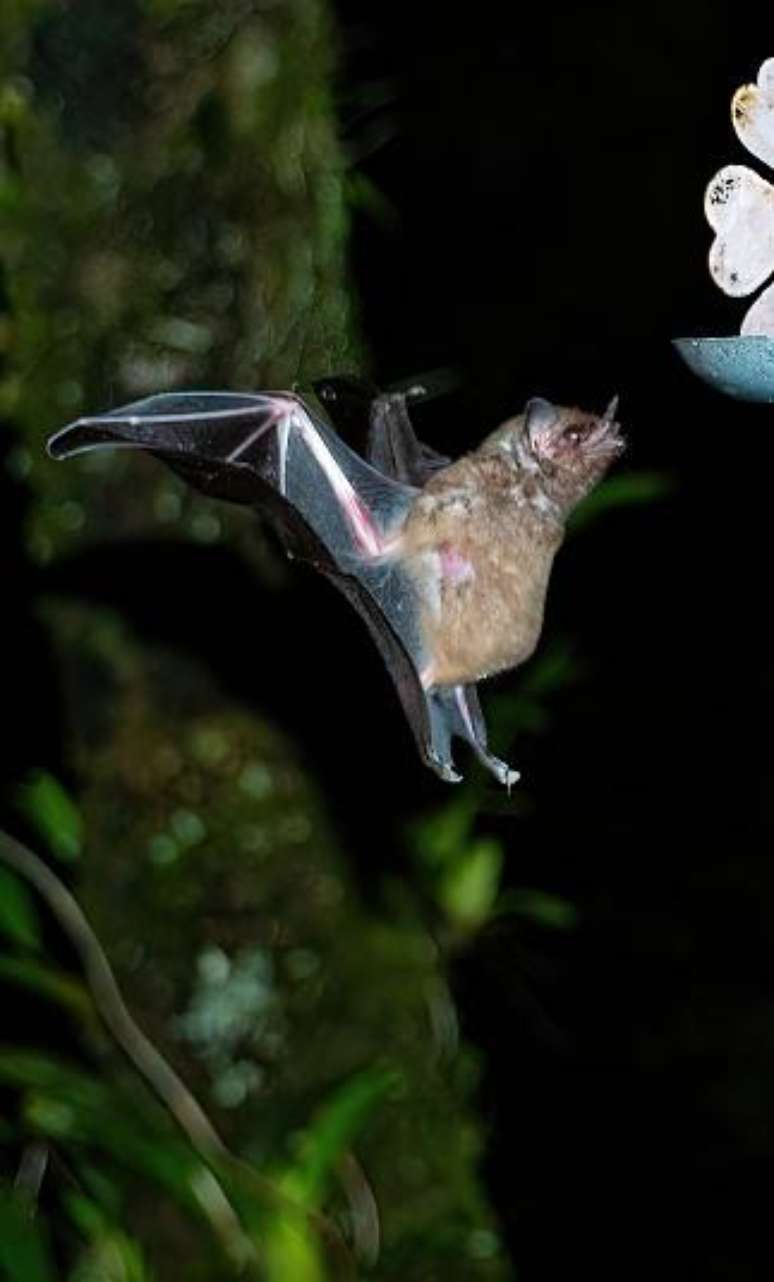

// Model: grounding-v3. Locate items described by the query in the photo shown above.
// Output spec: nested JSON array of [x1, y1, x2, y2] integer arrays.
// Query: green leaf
[[569, 470, 673, 533], [438, 839, 504, 930], [15, 770, 84, 863], [0, 1052, 253, 1270], [495, 887, 579, 929], [410, 797, 476, 870], [519, 642, 580, 698], [0, 1186, 55, 1282], [64, 1193, 153, 1282], [262, 1216, 324, 1282], [262, 1068, 400, 1282], [63, 1190, 111, 1238], [0, 867, 41, 950], [68, 1163, 123, 1224], [282, 1066, 400, 1206], [0, 1052, 196, 1196], [486, 642, 581, 746], [0, 956, 92, 1018], [70, 1229, 152, 1282], [344, 172, 399, 229]]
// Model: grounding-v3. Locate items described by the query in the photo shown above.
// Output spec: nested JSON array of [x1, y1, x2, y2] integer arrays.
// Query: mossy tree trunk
[[1, 3, 509, 1277]]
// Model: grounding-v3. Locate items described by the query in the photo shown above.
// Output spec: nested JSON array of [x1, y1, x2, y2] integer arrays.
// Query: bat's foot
[[426, 685, 521, 788], [426, 747, 518, 789], [427, 751, 463, 784], [486, 756, 520, 791]]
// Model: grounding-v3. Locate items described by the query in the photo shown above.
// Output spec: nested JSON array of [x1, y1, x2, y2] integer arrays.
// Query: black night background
[[1, 3, 773, 1279]]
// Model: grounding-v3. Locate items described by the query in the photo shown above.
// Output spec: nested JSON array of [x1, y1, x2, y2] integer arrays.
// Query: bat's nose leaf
[[603, 394, 620, 422]]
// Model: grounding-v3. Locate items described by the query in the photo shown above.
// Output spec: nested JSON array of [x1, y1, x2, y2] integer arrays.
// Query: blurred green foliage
[[15, 770, 84, 863], [410, 794, 504, 932], [0, 2, 673, 1278], [569, 469, 673, 533], [407, 643, 587, 940], [0, 831, 502, 1279], [0, 0, 360, 566], [0, 1187, 55, 1282], [0, 866, 41, 950], [0, 0, 510, 1269]]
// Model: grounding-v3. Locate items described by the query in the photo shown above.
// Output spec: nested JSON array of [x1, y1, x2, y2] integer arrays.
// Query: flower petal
[[732, 57, 774, 170], [741, 277, 774, 335], [705, 164, 774, 297]]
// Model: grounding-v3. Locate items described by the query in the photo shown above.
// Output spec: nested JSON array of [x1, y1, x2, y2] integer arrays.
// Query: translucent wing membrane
[[48, 384, 518, 786]]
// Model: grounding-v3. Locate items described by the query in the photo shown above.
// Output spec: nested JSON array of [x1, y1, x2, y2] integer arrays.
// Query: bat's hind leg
[[426, 695, 463, 784], [428, 686, 520, 788]]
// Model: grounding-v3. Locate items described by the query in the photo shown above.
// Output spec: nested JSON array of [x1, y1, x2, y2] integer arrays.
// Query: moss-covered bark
[[1, 0, 359, 562], [1, 3, 510, 1277]]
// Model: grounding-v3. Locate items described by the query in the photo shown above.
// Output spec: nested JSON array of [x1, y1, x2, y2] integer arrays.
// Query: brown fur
[[398, 402, 622, 687]]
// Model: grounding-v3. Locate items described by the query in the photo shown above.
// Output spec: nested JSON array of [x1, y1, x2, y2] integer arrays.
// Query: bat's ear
[[524, 397, 558, 452]]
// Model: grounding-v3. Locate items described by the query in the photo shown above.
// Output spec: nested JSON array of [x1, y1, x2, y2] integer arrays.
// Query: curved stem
[[0, 828, 227, 1160], [0, 828, 358, 1278]]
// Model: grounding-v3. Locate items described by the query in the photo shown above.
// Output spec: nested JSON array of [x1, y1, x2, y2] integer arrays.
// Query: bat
[[47, 379, 623, 786]]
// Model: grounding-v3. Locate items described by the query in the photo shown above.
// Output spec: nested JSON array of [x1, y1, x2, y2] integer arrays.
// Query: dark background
[[332, 8, 774, 1274], [3, 3, 774, 1278]]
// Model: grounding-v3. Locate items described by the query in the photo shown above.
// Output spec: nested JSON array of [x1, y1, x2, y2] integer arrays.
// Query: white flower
[[706, 57, 774, 335]]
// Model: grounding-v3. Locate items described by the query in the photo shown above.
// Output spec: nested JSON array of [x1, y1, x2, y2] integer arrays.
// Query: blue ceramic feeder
[[673, 334, 774, 402]]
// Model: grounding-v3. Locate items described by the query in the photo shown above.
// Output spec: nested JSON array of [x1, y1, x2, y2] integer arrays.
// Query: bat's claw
[[426, 685, 521, 788], [428, 746, 518, 789], [427, 751, 463, 784], [486, 756, 520, 791]]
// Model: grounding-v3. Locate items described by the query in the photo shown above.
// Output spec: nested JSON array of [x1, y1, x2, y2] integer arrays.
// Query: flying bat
[[47, 378, 623, 786]]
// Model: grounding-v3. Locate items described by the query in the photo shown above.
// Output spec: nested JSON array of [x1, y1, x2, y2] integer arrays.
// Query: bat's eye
[[562, 425, 585, 445]]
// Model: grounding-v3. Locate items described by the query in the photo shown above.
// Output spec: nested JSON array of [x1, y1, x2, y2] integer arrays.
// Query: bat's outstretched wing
[[47, 391, 454, 782], [48, 391, 411, 563], [48, 386, 518, 786], [313, 377, 519, 788]]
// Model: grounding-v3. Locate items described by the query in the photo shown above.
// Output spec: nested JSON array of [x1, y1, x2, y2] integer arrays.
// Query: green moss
[[1, 2, 510, 1275], [0, 0, 361, 562], [44, 602, 507, 1278]]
